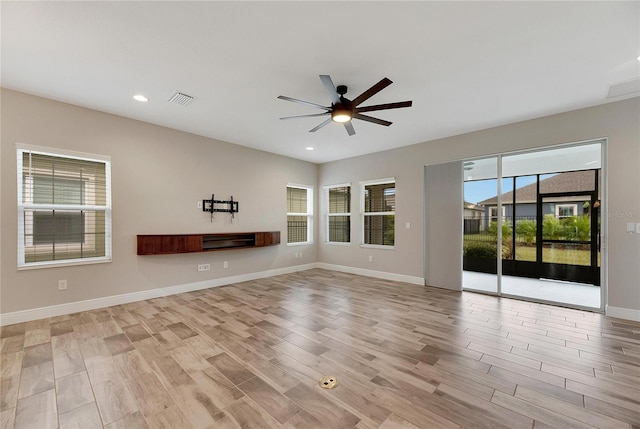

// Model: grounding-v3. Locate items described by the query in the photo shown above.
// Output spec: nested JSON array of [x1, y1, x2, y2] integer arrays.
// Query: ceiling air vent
[[168, 91, 195, 106], [607, 78, 640, 99]]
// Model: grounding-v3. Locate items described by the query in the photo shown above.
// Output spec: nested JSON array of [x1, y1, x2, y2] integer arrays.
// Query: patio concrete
[[463, 270, 600, 309]]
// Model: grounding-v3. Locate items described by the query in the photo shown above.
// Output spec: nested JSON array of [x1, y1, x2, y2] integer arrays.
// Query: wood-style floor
[[1, 269, 639, 428]]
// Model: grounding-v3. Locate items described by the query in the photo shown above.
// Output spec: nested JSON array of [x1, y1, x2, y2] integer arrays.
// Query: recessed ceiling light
[[306, 146, 314, 151], [133, 94, 149, 102], [637, 55, 640, 61]]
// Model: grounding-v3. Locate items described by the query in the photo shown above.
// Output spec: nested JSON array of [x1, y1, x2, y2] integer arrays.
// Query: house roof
[[464, 202, 484, 211], [478, 170, 597, 205]]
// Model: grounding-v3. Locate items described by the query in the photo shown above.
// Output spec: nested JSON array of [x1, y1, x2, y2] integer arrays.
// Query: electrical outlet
[[197, 264, 210, 272], [223, 261, 228, 268], [368, 255, 373, 262], [58, 279, 67, 290]]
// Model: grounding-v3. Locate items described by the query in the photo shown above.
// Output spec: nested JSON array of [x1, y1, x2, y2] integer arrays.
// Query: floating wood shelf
[[137, 231, 280, 255]]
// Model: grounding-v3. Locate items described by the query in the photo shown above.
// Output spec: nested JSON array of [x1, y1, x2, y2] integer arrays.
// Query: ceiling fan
[[278, 75, 412, 136]]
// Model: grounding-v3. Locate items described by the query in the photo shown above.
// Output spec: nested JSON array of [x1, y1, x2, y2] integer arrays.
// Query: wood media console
[[137, 231, 280, 255]]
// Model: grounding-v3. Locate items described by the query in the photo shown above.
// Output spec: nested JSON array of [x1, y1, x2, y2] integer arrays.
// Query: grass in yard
[[465, 234, 599, 266], [515, 246, 593, 265]]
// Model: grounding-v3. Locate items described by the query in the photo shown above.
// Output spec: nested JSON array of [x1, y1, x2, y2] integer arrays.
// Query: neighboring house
[[463, 201, 486, 233], [478, 170, 599, 226]]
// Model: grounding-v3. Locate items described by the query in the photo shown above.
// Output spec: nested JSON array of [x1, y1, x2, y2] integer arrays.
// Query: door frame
[[459, 138, 606, 313]]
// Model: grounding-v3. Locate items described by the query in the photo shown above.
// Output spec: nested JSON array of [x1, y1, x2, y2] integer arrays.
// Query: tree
[[488, 221, 512, 238], [487, 221, 513, 259], [564, 215, 591, 241], [542, 214, 563, 240], [515, 219, 536, 245]]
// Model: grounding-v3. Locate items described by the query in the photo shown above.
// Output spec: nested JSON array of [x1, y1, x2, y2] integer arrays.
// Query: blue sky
[[464, 176, 539, 204]]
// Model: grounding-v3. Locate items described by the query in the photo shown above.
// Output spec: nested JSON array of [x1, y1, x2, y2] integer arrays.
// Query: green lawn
[[514, 245, 593, 266], [465, 234, 599, 266]]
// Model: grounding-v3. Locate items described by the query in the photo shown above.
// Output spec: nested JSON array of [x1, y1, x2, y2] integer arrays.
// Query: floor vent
[[168, 91, 195, 106]]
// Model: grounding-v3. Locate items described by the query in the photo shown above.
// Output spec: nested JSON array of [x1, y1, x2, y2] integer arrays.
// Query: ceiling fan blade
[[277, 95, 330, 111], [353, 113, 392, 127], [309, 118, 332, 132], [279, 112, 330, 120], [319, 75, 340, 104], [356, 100, 412, 113], [344, 122, 356, 136], [352, 77, 393, 107]]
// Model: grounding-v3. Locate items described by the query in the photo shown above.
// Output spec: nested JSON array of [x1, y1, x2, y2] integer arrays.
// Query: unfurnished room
[[1, 2, 639, 428]]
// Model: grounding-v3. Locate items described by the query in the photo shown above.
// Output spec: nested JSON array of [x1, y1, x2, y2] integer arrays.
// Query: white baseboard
[[606, 305, 640, 322], [8, 264, 636, 325], [317, 263, 425, 286], [0, 263, 318, 326]]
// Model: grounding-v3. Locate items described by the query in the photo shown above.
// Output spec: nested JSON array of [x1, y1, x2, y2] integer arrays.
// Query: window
[[556, 204, 577, 219], [17, 145, 111, 268], [489, 205, 506, 222], [361, 178, 395, 247], [324, 184, 351, 244], [287, 185, 312, 244]]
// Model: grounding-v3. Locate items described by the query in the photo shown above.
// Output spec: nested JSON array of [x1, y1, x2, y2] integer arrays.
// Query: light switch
[[405, 222, 411, 229], [627, 223, 637, 233]]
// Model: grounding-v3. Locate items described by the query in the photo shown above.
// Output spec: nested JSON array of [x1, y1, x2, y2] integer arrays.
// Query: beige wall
[[2, 89, 639, 320], [319, 97, 640, 316], [1, 89, 318, 315]]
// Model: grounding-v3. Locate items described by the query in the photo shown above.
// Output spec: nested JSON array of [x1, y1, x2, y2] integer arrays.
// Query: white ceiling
[[2, 1, 639, 164]]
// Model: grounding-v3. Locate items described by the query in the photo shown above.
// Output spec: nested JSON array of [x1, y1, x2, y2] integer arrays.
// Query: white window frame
[[324, 183, 351, 246], [360, 177, 395, 249], [555, 203, 577, 219], [489, 205, 506, 222], [286, 184, 313, 246], [17, 144, 112, 269]]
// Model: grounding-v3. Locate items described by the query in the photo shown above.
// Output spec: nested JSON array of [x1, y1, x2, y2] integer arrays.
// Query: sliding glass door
[[462, 141, 603, 310], [462, 157, 499, 294]]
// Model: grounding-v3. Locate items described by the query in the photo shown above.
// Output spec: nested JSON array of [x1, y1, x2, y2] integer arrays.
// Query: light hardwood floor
[[1, 269, 639, 428]]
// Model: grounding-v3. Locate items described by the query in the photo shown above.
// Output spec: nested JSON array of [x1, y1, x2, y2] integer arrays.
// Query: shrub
[[515, 219, 537, 245], [487, 221, 512, 238], [463, 242, 497, 258], [542, 214, 563, 240], [463, 241, 513, 259], [564, 215, 591, 241]]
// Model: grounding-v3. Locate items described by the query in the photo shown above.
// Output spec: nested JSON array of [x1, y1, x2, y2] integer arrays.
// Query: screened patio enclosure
[[462, 141, 603, 310]]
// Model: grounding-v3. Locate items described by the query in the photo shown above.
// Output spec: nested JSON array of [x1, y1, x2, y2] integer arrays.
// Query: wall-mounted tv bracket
[[202, 194, 239, 222]]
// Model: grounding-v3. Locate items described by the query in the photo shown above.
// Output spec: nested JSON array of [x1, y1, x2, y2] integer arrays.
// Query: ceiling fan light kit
[[331, 107, 352, 123], [278, 75, 412, 136]]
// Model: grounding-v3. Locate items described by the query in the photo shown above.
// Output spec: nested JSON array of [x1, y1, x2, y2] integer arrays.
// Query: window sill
[[359, 244, 395, 250], [18, 257, 112, 270], [286, 242, 313, 247], [325, 242, 351, 247]]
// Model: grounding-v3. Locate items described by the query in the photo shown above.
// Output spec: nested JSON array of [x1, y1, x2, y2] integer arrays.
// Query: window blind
[[362, 179, 395, 246], [327, 185, 351, 243], [287, 185, 312, 244], [18, 147, 111, 267]]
